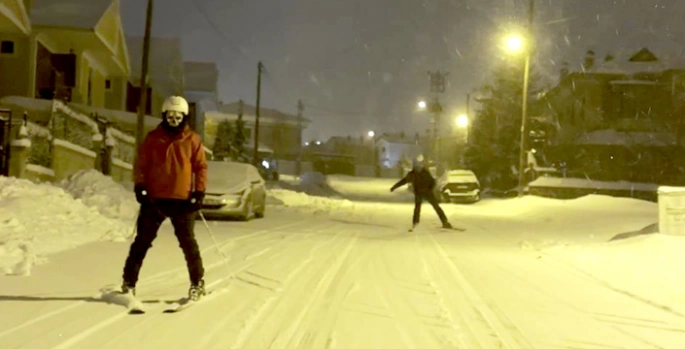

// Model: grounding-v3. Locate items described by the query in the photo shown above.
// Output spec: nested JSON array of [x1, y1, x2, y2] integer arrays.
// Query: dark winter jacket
[[391, 168, 436, 195]]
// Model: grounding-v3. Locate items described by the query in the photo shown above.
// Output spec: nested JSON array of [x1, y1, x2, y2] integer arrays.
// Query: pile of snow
[[0, 176, 132, 276], [269, 172, 345, 200], [326, 175, 413, 202], [268, 188, 354, 214], [58, 169, 138, 222], [275, 173, 412, 203], [296, 172, 343, 197]]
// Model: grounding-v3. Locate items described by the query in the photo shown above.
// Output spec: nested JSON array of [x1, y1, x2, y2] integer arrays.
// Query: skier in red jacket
[[121, 95, 208, 301]]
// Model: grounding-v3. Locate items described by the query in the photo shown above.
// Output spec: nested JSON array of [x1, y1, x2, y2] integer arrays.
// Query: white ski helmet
[[162, 95, 189, 127], [162, 95, 189, 115]]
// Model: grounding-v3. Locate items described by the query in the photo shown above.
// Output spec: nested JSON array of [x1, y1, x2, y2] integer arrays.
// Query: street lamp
[[456, 114, 469, 128], [367, 130, 375, 138], [417, 101, 427, 109], [504, 2, 534, 198], [504, 34, 525, 53]]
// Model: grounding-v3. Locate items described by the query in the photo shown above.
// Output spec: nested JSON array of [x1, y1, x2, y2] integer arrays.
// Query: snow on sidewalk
[[541, 232, 685, 315], [58, 170, 138, 222], [0, 174, 133, 276]]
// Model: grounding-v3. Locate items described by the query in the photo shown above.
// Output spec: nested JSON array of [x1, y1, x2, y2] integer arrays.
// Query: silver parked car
[[201, 161, 267, 220], [438, 169, 481, 203]]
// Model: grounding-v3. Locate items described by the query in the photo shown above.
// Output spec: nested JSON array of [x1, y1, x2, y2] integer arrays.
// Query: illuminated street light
[[456, 114, 469, 128], [504, 34, 525, 53], [417, 101, 427, 109], [367, 130, 375, 138]]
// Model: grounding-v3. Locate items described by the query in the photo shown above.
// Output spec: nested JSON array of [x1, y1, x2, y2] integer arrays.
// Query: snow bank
[[275, 173, 411, 203], [0, 176, 131, 276], [268, 188, 354, 214], [58, 169, 139, 222], [326, 175, 413, 202]]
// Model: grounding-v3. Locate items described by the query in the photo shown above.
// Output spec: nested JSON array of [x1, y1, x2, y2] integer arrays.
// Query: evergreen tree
[[213, 119, 234, 161], [233, 110, 247, 161], [467, 60, 542, 189]]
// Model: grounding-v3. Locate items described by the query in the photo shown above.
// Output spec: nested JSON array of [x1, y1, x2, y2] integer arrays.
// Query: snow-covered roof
[[376, 133, 418, 145], [31, 0, 111, 28], [575, 129, 677, 147], [587, 49, 685, 75], [218, 101, 310, 124]]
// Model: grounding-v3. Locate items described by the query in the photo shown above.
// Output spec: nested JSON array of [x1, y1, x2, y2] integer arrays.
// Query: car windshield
[[206, 161, 249, 193]]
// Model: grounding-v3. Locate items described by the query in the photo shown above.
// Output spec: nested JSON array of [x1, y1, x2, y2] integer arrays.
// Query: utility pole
[[427, 70, 448, 163], [465, 92, 471, 144], [253, 61, 264, 167], [296, 99, 304, 176], [135, 0, 154, 160], [517, 0, 535, 198], [461, 92, 471, 167]]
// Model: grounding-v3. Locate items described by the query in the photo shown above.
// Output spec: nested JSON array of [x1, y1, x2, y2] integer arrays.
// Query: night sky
[[120, 0, 685, 141]]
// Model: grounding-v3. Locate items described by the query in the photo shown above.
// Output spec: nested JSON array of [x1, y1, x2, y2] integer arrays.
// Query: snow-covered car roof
[[206, 161, 263, 195], [443, 170, 480, 185]]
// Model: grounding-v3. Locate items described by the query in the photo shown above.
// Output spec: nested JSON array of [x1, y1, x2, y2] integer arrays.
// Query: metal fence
[[50, 101, 99, 151]]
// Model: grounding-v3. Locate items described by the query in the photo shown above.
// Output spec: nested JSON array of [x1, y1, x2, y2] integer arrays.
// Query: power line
[[188, 0, 252, 63]]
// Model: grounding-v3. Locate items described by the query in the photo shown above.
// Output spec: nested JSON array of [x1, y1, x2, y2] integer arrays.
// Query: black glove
[[189, 191, 205, 211], [134, 185, 150, 205]]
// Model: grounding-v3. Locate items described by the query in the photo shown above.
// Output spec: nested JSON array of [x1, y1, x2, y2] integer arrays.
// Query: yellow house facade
[[0, 0, 130, 111]]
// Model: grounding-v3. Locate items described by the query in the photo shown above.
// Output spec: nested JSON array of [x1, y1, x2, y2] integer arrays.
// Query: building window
[[105, 80, 111, 89], [0, 41, 14, 54]]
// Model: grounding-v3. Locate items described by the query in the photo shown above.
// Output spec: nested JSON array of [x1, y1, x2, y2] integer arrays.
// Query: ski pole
[[198, 212, 231, 267], [128, 207, 141, 242]]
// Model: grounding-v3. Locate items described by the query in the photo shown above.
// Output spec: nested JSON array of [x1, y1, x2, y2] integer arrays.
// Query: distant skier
[[390, 156, 453, 231], [121, 95, 208, 301]]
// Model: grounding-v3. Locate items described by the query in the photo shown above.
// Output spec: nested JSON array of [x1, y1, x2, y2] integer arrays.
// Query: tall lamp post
[[503, 0, 535, 198], [456, 114, 468, 167]]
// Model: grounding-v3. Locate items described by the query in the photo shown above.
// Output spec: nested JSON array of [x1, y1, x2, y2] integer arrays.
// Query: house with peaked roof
[[375, 133, 423, 168], [0, 0, 31, 34], [0, 0, 130, 110], [205, 101, 311, 158], [183, 61, 219, 140], [125, 36, 184, 117]]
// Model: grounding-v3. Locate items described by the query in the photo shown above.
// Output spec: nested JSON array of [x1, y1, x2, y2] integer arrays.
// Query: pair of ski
[[128, 292, 213, 314], [408, 225, 465, 232]]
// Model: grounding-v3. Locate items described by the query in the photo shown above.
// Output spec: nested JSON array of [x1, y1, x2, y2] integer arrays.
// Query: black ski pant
[[413, 192, 449, 226], [122, 200, 204, 287]]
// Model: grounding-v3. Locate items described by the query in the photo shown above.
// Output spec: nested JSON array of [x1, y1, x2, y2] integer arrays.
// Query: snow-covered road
[[2, 195, 684, 349]]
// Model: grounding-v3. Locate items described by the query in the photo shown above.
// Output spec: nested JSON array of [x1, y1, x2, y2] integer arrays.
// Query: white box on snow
[[657, 186, 685, 236]]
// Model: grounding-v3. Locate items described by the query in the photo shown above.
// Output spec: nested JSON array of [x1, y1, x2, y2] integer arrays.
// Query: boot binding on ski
[[189, 279, 206, 301]]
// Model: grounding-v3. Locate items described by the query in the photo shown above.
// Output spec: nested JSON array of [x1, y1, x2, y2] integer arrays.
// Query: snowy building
[[538, 48, 685, 184], [0, 0, 131, 110], [541, 48, 685, 138], [375, 133, 422, 169], [183, 61, 219, 140], [125, 36, 184, 118]]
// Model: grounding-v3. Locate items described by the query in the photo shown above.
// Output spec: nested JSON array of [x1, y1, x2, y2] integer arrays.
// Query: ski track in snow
[[443, 222, 685, 348], [3, 207, 685, 348], [0, 218, 319, 348]]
